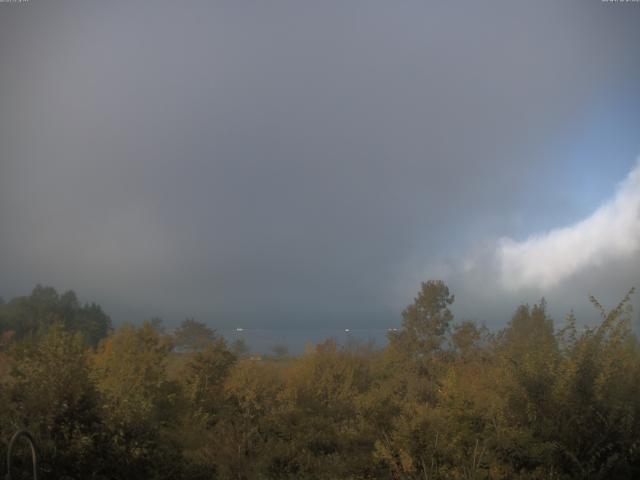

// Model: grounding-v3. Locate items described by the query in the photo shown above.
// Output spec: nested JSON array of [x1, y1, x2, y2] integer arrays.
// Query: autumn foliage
[[1, 282, 640, 479]]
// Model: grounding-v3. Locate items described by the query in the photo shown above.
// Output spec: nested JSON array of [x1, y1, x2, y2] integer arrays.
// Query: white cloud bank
[[498, 160, 640, 290]]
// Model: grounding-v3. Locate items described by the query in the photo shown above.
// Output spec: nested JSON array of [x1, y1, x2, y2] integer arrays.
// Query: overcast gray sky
[[1, 0, 640, 332]]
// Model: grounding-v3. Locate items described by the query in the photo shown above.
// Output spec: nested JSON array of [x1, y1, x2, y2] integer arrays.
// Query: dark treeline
[[1, 281, 640, 479]]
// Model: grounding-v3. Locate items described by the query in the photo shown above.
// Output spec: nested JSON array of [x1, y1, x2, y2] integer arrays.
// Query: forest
[[1, 281, 639, 480]]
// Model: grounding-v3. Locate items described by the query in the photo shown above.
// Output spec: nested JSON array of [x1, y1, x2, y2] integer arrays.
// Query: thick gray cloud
[[1, 0, 640, 331]]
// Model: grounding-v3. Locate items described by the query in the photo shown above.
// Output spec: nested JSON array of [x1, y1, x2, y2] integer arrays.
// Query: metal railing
[[5, 430, 37, 480]]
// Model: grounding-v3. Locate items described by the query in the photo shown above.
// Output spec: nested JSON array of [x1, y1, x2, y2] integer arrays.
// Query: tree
[[389, 280, 455, 357], [3, 280, 640, 479], [451, 320, 488, 359], [90, 321, 183, 479], [274, 339, 379, 478], [148, 316, 166, 334], [183, 339, 236, 418], [231, 338, 249, 357], [384, 280, 455, 403], [2, 324, 109, 479], [173, 318, 217, 352], [211, 360, 285, 479], [179, 339, 237, 477], [0, 285, 111, 347], [548, 289, 640, 479]]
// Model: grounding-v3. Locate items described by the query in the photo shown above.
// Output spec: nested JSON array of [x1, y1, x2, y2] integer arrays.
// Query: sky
[[1, 0, 640, 337]]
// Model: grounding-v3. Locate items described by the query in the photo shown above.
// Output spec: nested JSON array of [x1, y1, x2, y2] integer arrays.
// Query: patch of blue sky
[[514, 85, 640, 241], [563, 88, 640, 215]]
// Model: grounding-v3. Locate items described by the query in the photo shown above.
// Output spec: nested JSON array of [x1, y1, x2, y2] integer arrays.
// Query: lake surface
[[218, 327, 395, 355]]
